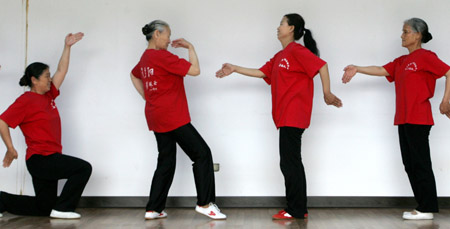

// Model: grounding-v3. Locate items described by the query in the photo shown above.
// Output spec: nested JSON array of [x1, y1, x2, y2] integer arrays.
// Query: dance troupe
[[1, 13, 449, 221]]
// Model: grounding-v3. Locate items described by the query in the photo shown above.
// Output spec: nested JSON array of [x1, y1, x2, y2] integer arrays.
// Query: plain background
[[1, 0, 449, 197]]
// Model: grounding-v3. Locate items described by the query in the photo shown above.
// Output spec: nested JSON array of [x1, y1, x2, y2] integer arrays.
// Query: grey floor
[[1, 208, 448, 229]]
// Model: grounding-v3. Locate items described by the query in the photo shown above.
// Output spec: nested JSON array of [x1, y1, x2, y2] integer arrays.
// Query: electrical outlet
[[213, 163, 220, 172]]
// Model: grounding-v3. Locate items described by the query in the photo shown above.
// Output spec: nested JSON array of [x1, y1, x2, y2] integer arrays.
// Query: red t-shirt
[[383, 49, 450, 125], [259, 42, 326, 129], [132, 49, 192, 133], [0, 83, 62, 160]]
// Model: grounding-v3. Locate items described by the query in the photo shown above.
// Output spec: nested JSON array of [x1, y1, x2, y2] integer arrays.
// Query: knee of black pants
[[193, 145, 213, 165], [82, 161, 93, 178], [156, 154, 177, 173]]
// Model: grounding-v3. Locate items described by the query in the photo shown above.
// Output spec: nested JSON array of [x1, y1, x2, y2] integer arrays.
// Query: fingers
[[73, 33, 84, 41], [343, 64, 354, 71], [342, 65, 357, 84], [342, 70, 356, 84], [333, 97, 343, 108], [215, 69, 224, 78], [65, 32, 84, 46], [342, 75, 352, 84], [215, 63, 233, 78], [324, 93, 342, 108], [440, 102, 450, 115], [329, 96, 342, 108], [171, 38, 190, 49], [2, 156, 12, 168], [215, 68, 228, 78], [172, 38, 184, 43]]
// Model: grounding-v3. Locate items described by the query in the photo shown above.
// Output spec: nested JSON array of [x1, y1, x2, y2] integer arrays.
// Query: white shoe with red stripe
[[195, 203, 226, 220], [145, 210, 167, 220]]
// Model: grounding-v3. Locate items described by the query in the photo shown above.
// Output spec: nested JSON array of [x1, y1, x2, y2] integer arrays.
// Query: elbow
[[190, 68, 201, 76]]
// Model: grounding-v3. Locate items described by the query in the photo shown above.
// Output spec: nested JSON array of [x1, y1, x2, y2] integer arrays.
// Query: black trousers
[[146, 123, 216, 212], [398, 124, 438, 212], [279, 127, 307, 218], [0, 153, 92, 216]]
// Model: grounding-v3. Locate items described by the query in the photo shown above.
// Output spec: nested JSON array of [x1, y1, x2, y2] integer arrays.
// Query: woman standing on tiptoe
[[342, 18, 450, 220], [216, 13, 342, 219], [131, 20, 226, 220]]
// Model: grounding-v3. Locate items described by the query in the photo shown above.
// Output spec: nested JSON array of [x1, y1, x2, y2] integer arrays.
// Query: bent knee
[[81, 160, 93, 176]]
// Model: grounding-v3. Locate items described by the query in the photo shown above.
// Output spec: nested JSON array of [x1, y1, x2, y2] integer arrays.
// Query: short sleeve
[[294, 47, 326, 78], [158, 51, 191, 76], [423, 51, 450, 79], [0, 96, 28, 129], [131, 62, 142, 79], [259, 56, 276, 85], [46, 83, 60, 99], [383, 58, 399, 83]]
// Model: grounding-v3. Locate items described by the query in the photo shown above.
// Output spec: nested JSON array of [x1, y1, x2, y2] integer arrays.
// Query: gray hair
[[142, 20, 169, 41], [404, 18, 433, 43]]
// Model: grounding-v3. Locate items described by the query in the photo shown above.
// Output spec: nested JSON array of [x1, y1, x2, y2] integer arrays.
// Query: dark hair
[[284, 13, 320, 56], [19, 62, 49, 87], [142, 20, 169, 41], [404, 18, 433, 43]]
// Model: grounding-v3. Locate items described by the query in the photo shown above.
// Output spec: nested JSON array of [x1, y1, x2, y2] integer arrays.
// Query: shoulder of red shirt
[[46, 83, 60, 99]]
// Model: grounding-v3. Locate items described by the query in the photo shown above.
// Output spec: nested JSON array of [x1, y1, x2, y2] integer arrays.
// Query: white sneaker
[[0, 212, 3, 218], [145, 210, 167, 220], [403, 210, 433, 220], [195, 203, 226, 220], [50, 209, 81, 219]]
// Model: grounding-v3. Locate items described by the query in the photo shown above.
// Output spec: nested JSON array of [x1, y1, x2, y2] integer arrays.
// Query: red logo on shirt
[[279, 58, 290, 70], [405, 62, 418, 71]]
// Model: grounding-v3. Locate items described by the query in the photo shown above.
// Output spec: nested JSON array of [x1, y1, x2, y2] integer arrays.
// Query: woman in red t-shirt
[[216, 13, 342, 219], [0, 33, 92, 219], [343, 18, 450, 220], [130, 20, 226, 220]]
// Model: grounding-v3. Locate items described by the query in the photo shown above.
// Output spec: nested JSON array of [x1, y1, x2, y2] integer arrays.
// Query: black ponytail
[[284, 13, 320, 56], [19, 62, 49, 87], [303, 29, 319, 57]]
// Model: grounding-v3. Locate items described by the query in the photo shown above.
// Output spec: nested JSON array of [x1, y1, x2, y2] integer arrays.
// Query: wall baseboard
[[78, 196, 450, 208]]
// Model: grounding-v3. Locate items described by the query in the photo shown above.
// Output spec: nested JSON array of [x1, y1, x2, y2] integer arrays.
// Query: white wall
[[1, 0, 449, 197]]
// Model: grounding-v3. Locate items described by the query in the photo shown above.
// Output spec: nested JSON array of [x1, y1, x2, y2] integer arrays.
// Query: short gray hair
[[142, 20, 169, 41], [404, 18, 433, 43]]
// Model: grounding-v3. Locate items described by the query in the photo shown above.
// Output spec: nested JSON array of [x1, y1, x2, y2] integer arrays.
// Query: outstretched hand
[[216, 63, 235, 78], [171, 38, 192, 49], [65, 32, 84, 47], [3, 148, 18, 168], [324, 92, 343, 108], [342, 65, 357, 84]]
